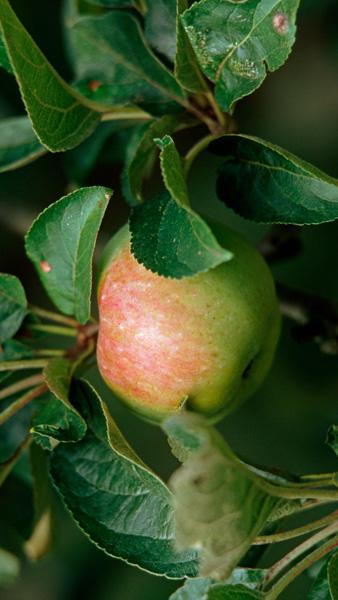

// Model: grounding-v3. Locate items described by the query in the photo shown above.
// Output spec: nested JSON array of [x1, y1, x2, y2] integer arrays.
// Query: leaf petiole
[[28, 324, 78, 337], [265, 532, 338, 599], [263, 519, 338, 593], [0, 374, 44, 400], [255, 509, 338, 545], [0, 359, 48, 372], [0, 383, 47, 426], [29, 305, 79, 327]]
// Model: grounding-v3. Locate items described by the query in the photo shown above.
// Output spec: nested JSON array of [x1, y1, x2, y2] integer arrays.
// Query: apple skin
[[96, 223, 280, 424]]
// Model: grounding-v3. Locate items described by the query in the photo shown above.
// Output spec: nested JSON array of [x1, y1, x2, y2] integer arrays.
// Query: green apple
[[96, 222, 280, 424]]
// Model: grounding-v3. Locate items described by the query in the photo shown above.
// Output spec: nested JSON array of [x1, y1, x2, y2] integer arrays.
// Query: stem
[[263, 520, 338, 590], [34, 349, 65, 357], [134, 0, 147, 15], [0, 435, 32, 485], [265, 533, 338, 599], [0, 374, 44, 400], [0, 359, 48, 372], [28, 324, 78, 337], [255, 509, 338, 545], [205, 91, 226, 128], [0, 384, 47, 426], [29, 305, 78, 327], [101, 110, 151, 122], [184, 133, 221, 176], [301, 472, 338, 483]]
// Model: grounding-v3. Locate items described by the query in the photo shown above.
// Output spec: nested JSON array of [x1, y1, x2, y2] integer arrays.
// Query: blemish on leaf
[[87, 80, 102, 92], [40, 260, 52, 273], [273, 13, 289, 35]]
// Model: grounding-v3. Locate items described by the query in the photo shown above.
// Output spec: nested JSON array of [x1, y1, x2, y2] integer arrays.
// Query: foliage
[[0, 1, 338, 599]]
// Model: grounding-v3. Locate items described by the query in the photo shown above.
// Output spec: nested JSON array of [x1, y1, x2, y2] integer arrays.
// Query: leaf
[[66, 10, 186, 116], [32, 358, 86, 443], [328, 553, 338, 600], [207, 585, 263, 600], [25, 186, 111, 323], [0, 548, 19, 586], [170, 577, 215, 599], [175, 0, 208, 93], [170, 569, 266, 600], [0, 32, 12, 73], [181, 0, 300, 111], [163, 413, 280, 579], [50, 379, 198, 578], [0, 116, 45, 173], [129, 190, 232, 278], [155, 135, 189, 205], [0, 436, 30, 487], [0, 274, 27, 344], [24, 443, 52, 560], [326, 426, 338, 458], [212, 135, 338, 225], [0, 0, 108, 152], [309, 556, 332, 600], [144, 0, 177, 62], [123, 115, 181, 206], [0, 340, 35, 385]]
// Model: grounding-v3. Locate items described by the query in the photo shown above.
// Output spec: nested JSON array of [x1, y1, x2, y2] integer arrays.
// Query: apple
[[96, 223, 280, 424]]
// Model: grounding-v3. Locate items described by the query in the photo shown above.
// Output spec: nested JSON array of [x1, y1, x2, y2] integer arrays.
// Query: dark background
[[0, 0, 338, 598]]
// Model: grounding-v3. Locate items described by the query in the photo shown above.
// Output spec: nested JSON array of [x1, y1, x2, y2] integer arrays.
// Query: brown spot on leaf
[[40, 260, 52, 273], [273, 12, 289, 35], [87, 80, 103, 92]]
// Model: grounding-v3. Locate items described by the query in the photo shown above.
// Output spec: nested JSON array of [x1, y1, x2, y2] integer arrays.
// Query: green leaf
[[155, 135, 189, 205], [66, 10, 186, 116], [32, 358, 86, 443], [0, 31, 12, 73], [144, 0, 177, 62], [207, 585, 263, 600], [309, 556, 332, 600], [163, 413, 280, 579], [129, 190, 232, 278], [170, 570, 266, 600], [0, 116, 45, 173], [0, 0, 104, 151], [25, 186, 111, 323], [170, 577, 215, 599], [213, 135, 338, 225], [182, 0, 300, 111], [0, 274, 27, 344], [50, 379, 198, 578], [24, 443, 52, 560], [0, 548, 19, 586], [175, 0, 208, 93], [123, 115, 181, 206], [328, 553, 338, 600], [0, 437, 30, 487], [326, 426, 338, 458]]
